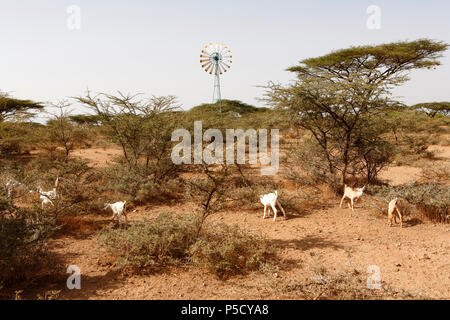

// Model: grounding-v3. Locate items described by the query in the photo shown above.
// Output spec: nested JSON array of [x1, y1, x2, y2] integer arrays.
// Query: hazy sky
[[1, 0, 449, 116]]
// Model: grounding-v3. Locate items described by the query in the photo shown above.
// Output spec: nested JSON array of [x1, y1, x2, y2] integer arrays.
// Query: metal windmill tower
[[200, 43, 232, 112]]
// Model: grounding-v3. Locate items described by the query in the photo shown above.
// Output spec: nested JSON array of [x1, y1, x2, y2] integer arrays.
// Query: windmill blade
[[221, 59, 231, 66], [210, 63, 217, 75], [202, 62, 212, 69], [220, 62, 231, 70], [219, 45, 228, 55], [205, 63, 213, 73], [200, 58, 211, 63], [209, 63, 216, 73], [218, 64, 224, 74], [221, 58, 232, 65]]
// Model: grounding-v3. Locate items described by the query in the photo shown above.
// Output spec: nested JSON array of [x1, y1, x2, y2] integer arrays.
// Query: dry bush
[[282, 139, 342, 193], [190, 223, 275, 279], [99, 212, 199, 269], [403, 135, 432, 155], [75, 92, 184, 204], [0, 121, 42, 156], [98, 211, 276, 279], [226, 170, 326, 215], [0, 194, 58, 287], [183, 163, 235, 236], [370, 183, 449, 223], [20, 159, 105, 217], [420, 162, 450, 183], [102, 161, 182, 204], [227, 176, 279, 210], [393, 133, 437, 166], [270, 270, 421, 300]]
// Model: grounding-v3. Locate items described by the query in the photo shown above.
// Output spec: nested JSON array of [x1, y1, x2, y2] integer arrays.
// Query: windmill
[[200, 43, 232, 112]]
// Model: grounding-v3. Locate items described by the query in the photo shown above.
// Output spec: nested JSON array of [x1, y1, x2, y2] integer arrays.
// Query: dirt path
[[39, 201, 450, 300]]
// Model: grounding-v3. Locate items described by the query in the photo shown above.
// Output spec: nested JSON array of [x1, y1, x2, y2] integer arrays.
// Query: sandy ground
[[71, 147, 123, 167], [7, 145, 450, 300], [39, 203, 450, 300]]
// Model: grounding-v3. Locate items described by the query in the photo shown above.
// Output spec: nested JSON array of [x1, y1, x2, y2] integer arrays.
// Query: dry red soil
[[15, 146, 450, 300]]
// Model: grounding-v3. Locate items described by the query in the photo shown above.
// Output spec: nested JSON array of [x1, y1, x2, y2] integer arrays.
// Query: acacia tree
[[411, 102, 450, 117], [265, 39, 448, 185], [0, 92, 45, 157], [75, 91, 179, 168], [0, 92, 44, 122], [43, 101, 88, 162]]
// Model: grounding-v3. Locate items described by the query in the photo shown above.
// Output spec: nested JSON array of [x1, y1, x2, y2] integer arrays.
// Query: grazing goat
[[36, 187, 57, 208], [104, 201, 127, 227], [340, 184, 366, 212], [34, 177, 63, 208], [5, 179, 28, 198], [388, 198, 403, 228], [260, 190, 286, 222]]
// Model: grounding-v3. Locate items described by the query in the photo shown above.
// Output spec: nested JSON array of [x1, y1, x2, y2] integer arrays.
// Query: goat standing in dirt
[[340, 185, 366, 212], [104, 201, 127, 227], [260, 190, 286, 222], [388, 198, 403, 228]]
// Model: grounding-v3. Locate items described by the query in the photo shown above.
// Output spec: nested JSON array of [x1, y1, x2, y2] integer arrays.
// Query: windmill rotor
[[200, 42, 232, 112]]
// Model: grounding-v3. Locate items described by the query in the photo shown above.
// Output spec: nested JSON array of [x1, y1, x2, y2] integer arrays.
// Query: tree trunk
[[342, 132, 351, 185]]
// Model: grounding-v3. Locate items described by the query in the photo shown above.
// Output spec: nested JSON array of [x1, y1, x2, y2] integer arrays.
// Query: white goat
[[34, 177, 62, 208], [36, 187, 57, 208], [388, 198, 403, 228], [104, 201, 127, 227], [340, 184, 366, 212], [5, 179, 28, 198], [260, 190, 286, 222]]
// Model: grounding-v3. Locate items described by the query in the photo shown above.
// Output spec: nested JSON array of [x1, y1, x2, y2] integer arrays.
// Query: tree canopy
[[189, 99, 265, 115], [410, 102, 450, 117], [69, 114, 102, 126], [288, 39, 448, 78], [0, 92, 45, 121], [266, 39, 448, 185]]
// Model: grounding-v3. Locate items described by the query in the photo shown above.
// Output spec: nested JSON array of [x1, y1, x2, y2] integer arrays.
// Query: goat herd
[[261, 186, 403, 227], [4, 177, 403, 228], [3, 176, 129, 226]]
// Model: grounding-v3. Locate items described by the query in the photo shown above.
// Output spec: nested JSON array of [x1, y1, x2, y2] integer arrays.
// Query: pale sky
[[1, 0, 449, 117]]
